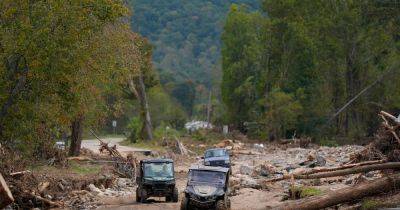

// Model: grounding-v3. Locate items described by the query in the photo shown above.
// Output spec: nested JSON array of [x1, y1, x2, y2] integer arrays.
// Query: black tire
[[172, 187, 179, 202], [180, 196, 189, 210], [166, 196, 171, 202], [135, 187, 140, 202], [140, 188, 147, 203], [216, 198, 230, 210]]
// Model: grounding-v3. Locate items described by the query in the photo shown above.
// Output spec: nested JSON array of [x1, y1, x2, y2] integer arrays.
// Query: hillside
[[128, 0, 258, 87]]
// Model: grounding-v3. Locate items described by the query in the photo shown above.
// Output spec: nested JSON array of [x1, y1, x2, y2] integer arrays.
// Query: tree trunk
[[278, 173, 400, 210], [68, 115, 84, 156], [128, 74, 153, 141], [0, 173, 14, 209], [266, 162, 400, 182]]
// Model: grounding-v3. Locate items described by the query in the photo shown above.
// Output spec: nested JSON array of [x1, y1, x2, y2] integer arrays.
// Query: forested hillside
[[128, 0, 257, 86], [222, 1, 400, 141]]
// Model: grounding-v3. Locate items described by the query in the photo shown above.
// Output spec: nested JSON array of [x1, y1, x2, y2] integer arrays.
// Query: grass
[[69, 161, 101, 175], [361, 199, 385, 210], [290, 186, 324, 199], [29, 161, 102, 176], [120, 139, 166, 151], [300, 187, 323, 198]]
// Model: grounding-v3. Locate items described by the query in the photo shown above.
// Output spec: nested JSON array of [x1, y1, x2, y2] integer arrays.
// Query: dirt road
[[81, 137, 151, 157]]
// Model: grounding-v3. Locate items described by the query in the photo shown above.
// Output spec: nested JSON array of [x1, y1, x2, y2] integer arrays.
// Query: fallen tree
[[266, 162, 400, 182], [0, 173, 14, 209], [277, 173, 400, 210]]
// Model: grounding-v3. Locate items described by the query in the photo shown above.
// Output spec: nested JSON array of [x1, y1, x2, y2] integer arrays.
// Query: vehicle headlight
[[205, 161, 210, 166], [224, 160, 229, 164]]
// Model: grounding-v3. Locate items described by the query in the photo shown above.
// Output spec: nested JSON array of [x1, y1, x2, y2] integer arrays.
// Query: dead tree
[[278, 173, 400, 210], [0, 173, 14, 209]]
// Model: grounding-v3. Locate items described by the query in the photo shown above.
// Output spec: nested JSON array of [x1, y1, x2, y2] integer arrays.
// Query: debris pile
[[98, 139, 137, 179], [264, 111, 400, 209], [349, 111, 400, 163]]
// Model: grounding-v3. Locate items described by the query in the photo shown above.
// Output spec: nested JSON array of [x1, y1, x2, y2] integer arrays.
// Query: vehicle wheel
[[216, 199, 229, 210], [172, 187, 179, 202], [180, 196, 189, 210], [140, 188, 147, 203], [166, 196, 171, 202], [135, 188, 141, 202]]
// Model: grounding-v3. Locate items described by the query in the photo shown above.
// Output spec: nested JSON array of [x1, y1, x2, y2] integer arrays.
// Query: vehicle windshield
[[189, 170, 225, 186], [143, 162, 174, 179], [205, 149, 227, 158]]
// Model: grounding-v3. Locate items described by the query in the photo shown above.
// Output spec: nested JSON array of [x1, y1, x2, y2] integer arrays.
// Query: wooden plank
[[0, 173, 14, 209]]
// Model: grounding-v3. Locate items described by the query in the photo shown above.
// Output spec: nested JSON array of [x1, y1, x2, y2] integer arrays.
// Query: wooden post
[[0, 173, 14, 209]]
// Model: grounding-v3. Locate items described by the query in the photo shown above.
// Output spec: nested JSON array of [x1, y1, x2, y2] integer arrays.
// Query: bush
[[127, 117, 142, 143]]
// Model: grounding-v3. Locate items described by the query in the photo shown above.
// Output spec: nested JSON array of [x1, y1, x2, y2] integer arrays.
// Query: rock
[[344, 177, 353, 185], [315, 155, 326, 167], [254, 143, 264, 149], [239, 165, 254, 175], [117, 178, 126, 188], [88, 184, 102, 195], [255, 163, 276, 177], [240, 176, 261, 189]]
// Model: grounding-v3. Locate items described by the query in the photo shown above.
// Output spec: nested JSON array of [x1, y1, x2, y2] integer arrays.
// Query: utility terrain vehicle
[[136, 159, 178, 203], [181, 165, 231, 210], [203, 148, 231, 174]]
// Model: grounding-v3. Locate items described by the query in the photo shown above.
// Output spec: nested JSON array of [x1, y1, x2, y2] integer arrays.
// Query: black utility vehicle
[[136, 159, 178, 203], [181, 165, 231, 210], [203, 148, 231, 173]]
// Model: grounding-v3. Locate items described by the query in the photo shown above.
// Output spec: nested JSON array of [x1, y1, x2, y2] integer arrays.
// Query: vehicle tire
[[166, 196, 171, 202], [135, 187, 141, 202], [216, 199, 229, 210], [172, 187, 179, 202], [180, 196, 189, 210], [140, 188, 147, 203]]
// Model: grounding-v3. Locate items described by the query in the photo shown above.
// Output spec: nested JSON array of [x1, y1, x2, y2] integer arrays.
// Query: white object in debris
[[88, 184, 102, 195], [396, 114, 400, 123], [223, 125, 229, 135], [254, 143, 264, 149], [185, 121, 213, 131]]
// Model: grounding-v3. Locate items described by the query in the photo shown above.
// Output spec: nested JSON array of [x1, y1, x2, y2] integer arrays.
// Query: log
[[303, 159, 387, 175], [277, 173, 400, 210], [0, 173, 14, 209], [10, 170, 31, 177], [26, 192, 62, 207], [266, 162, 400, 182]]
